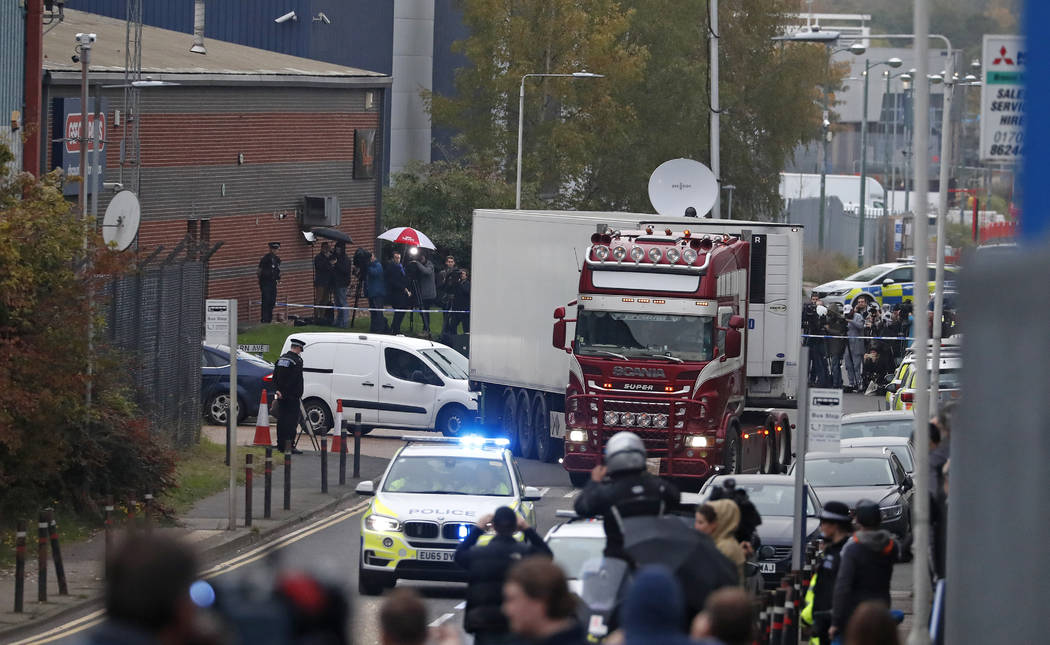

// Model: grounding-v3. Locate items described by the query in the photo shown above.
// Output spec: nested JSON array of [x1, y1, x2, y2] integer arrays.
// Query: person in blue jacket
[[366, 252, 388, 333]]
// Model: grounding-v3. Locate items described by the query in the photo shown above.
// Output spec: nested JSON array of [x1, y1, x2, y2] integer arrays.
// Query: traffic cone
[[253, 390, 273, 446], [330, 400, 344, 452]]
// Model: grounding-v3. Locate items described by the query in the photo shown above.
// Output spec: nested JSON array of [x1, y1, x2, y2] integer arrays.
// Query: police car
[[811, 261, 958, 309], [354, 436, 542, 595], [888, 356, 962, 411]]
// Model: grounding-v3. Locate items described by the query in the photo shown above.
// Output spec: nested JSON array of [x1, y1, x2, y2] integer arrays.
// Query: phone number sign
[[980, 34, 1025, 162]]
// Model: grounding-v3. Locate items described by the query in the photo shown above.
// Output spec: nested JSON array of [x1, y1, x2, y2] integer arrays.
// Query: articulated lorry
[[468, 210, 803, 484]]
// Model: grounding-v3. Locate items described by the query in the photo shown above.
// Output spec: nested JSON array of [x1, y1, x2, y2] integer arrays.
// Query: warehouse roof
[[43, 9, 389, 86]]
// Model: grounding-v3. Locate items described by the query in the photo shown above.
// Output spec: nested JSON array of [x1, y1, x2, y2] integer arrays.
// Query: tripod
[[349, 267, 365, 328]]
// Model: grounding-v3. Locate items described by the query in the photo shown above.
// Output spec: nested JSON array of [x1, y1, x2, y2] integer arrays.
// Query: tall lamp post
[[772, 31, 863, 249], [885, 70, 912, 217], [515, 71, 604, 209], [857, 56, 903, 266]]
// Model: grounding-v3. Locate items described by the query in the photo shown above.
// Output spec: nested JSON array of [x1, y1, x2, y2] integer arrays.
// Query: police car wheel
[[358, 565, 393, 596]]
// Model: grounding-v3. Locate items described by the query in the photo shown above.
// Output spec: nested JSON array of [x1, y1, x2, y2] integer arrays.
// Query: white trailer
[[780, 172, 886, 214], [468, 209, 803, 464]]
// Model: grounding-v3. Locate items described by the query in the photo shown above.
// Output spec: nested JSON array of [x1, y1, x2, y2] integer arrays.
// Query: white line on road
[[563, 489, 579, 498], [538, 487, 550, 497], [430, 613, 456, 627], [455, 601, 467, 610], [12, 500, 372, 645]]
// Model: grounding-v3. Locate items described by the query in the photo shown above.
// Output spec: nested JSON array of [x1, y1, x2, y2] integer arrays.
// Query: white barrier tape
[[256, 300, 470, 314], [802, 334, 916, 341]]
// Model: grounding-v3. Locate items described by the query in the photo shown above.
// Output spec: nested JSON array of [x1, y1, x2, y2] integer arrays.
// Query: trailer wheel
[[531, 393, 559, 463], [761, 419, 777, 474], [775, 413, 792, 469], [516, 389, 537, 459], [501, 391, 519, 454], [723, 422, 742, 474]]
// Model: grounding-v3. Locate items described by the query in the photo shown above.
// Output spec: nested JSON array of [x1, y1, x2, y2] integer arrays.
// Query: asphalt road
[[19, 393, 901, 644]]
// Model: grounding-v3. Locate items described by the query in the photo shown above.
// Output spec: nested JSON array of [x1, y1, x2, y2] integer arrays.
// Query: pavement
[[2, 392, 924, 644]]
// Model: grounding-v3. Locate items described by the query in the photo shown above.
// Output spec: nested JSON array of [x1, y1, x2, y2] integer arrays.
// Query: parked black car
[[202, 344, 273, 425]]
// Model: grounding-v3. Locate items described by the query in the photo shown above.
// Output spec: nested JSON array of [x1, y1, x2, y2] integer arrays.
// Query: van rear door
[[330, 341, 380, 425]]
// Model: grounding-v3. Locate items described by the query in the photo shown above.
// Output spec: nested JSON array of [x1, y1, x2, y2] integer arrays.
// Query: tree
[[0, 143, 174, 518], [382, 160, 520, 266], [430, 0, 833, 218]]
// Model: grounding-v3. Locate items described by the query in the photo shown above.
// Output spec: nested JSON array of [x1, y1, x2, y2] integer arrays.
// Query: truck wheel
[[531, 393, 559, 463], [569, 471, 590, 487], [776, 414, 792, 469], [761, 422, 777, 474], [723, 424, 742, 474], [516, 389, 537, 460], [501, 391, 519, 454]]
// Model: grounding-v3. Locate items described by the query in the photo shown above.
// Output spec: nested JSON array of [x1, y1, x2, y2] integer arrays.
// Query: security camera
[[313, 12, 331, 24], [274, 11, 297, 23], [75, 32, 96, 44]]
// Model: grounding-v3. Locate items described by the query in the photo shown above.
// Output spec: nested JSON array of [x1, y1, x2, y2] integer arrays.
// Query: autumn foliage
[[0, 143, 175, 519]]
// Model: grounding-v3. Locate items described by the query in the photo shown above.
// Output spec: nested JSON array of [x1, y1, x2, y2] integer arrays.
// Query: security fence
[[102, 238, 220, 448]]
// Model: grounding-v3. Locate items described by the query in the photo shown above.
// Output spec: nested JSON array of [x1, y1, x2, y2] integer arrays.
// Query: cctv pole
[[857, 58, 871, 267], [818, 45, 831, 249], [709, 0, 721, 219], [228, 300, 238, 530], [78, 34, 94, 412], [930, 53, 955, 412]]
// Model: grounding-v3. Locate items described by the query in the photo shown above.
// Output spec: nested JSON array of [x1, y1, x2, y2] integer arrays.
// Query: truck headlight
[[653, 414, 668, 428], [568, 430, 587, 443], [630, 247, 645, 262], [636, 413, 652, 427], [665, 248, 681, 264], [593, 245, 610, 261], [647, 248, 662, 263], [686, 435, 708, 448], [604, 411, 620, 426], [620, 412, 637, 426], [365, 514, 401, 532], [682, 248, 698, 264], [612, 246, 627, 261]]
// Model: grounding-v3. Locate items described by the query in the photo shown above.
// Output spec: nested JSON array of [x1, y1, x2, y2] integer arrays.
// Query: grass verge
[[161, 437, 270, 516]]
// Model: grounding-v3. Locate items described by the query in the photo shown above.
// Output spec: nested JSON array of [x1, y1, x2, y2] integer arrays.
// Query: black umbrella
[[311, 227, 352, 244], [621, 516, 738, 622]]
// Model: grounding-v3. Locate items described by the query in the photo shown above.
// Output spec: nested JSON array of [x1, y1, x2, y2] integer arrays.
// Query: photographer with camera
[[437, 256, 459, 334], [331, 242, 353, 328], [406, 250, 437, 338], [803, 295, 830, 387], [313, 242, 336, 325], [366, 252, 389, 333]]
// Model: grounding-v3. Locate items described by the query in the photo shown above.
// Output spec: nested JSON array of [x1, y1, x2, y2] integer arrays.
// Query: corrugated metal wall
[[0, 0, 25, 170]]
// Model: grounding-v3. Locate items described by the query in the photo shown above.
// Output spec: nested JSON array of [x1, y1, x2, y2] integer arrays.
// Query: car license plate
[[417, 550, 455, 562], [760, 562, 777, 574]]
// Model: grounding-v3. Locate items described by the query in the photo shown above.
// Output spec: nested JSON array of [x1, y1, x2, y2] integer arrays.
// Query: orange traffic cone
[[330, 400, 344, 452], [253, 390, 273, 446]]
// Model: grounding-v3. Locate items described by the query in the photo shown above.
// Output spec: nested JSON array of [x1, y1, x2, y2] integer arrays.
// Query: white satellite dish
[[648, 158, 718, 218], [102, 190, 141, 251]]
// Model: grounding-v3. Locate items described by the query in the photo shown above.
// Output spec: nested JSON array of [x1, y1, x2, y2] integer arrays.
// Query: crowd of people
[[803, 291, 958, 393], [257, 241, 471, 340]]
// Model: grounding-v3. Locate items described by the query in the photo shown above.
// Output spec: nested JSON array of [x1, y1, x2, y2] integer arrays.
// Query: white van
[[279, 333, 478, 436]]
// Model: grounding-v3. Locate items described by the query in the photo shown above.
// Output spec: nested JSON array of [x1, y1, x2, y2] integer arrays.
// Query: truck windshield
[[575, 309, 714, 362]]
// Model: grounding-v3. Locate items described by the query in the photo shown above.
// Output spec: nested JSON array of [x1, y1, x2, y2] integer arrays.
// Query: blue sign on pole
[[1023, 5, 1048, 241], [50, 97, 108, 197]]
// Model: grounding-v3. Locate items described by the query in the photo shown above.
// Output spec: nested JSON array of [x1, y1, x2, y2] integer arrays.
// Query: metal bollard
[[339, 429, 348, 486], [104, 495, 114, 565], [756, 593, 768, 645], [143, 493, 154, 534], [264, 447, 273, 519], [37, 511, 47, 602], [353, 413, 362, 479], [770, 588, 785, 645], [14, 520, 26, 612], [321, 438, 328, 493], [245, 454, 254, 527], [284, 441, 292, 510], [782, 579, 798, 645], [45, 510, 68, 596]]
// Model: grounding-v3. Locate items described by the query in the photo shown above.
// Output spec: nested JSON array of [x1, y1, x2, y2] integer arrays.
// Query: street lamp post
[[889, 71, 913, 217], [858, 56, 903, 266], [515, 71, 603, 209]]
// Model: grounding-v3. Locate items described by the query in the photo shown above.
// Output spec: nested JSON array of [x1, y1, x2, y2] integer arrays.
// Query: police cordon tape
[[802, 334, 918, 341], [256, 301, 470, 314]]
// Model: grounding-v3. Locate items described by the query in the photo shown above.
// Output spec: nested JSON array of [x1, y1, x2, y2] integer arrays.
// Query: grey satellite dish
[[102, 190, 141, 251], [648, 158, 718, 218]]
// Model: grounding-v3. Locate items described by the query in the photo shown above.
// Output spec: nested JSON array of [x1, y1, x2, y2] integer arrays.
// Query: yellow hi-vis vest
[[801, 571, 820, 645]]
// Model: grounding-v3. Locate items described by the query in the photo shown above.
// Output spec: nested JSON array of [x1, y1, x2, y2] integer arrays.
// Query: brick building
[[41, 10, 390, 322]]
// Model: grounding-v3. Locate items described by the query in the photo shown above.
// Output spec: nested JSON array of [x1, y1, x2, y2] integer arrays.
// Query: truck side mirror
[[553, 306, 566, 320], [553, 319, 567, 351], [728, 315, 746, 329], [725, 329, 742, 358]]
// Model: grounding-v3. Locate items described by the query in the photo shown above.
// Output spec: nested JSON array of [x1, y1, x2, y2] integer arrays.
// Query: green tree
[[382, 161, 520, 266], [0, 144, 175, 518], [430, 0, 833, 218]]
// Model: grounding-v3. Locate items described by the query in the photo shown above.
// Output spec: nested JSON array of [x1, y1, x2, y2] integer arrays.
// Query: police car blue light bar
[[399, 435, 510, 447]]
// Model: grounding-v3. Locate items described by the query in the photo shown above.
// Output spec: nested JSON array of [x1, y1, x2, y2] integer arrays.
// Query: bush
[[803, 249, 858, 285], [0, 143, 174, 519]]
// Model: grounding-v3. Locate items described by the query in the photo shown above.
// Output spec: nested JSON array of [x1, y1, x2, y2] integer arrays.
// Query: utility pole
[[76, 32, 96, 411], [709, 0, 720, 219]]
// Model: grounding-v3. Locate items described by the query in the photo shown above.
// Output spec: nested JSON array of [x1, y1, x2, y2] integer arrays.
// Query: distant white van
[[279, 333, 478, 436]]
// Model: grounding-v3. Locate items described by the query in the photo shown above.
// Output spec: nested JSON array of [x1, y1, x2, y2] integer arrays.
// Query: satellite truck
[[468, 160, 803, 485]]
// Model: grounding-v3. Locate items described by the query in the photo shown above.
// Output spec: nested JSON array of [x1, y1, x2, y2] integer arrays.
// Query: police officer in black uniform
[[807, 500, 853, 645], [272, 338, 305, 453], [258, 242, 282, 323], [573, 431, 680, 560]]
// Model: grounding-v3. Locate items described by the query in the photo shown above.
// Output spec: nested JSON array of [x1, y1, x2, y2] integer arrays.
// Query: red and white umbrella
[[377, 226, 436, 249]]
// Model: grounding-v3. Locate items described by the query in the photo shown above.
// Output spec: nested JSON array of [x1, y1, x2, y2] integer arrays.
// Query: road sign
[[980, 35, 1025, 162], [205, 299, 233, 346], [807, 387, 843, 452], [238, 344, 270, 354]]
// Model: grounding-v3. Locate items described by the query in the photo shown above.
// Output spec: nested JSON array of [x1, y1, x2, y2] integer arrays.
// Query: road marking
[[455, 601, 467, 610], [563, 489, 579, 498], [11, 500, 372, 645], [430, 612, 456, 627], [538, 487, 550, 497]]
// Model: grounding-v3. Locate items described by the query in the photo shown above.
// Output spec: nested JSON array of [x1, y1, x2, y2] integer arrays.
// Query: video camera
[[708, 478, 763, 546], [352, 247, 371, 275]]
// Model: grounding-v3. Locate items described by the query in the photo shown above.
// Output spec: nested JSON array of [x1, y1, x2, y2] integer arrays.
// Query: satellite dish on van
[[102, 190, 141, 251], [648, 158, 718, 218]]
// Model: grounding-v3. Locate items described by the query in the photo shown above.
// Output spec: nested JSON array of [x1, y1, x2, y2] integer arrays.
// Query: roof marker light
[[683, 229, 692, 238], [646, 226, 654, 234]]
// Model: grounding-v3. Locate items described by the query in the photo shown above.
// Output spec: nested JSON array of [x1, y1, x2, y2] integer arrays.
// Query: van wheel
[[436, 404, 468, 437], [531, 394, 559, 463], [501, 391, 519, 454], [516, 390, 537, 460], [303, 399, 333, 433]]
